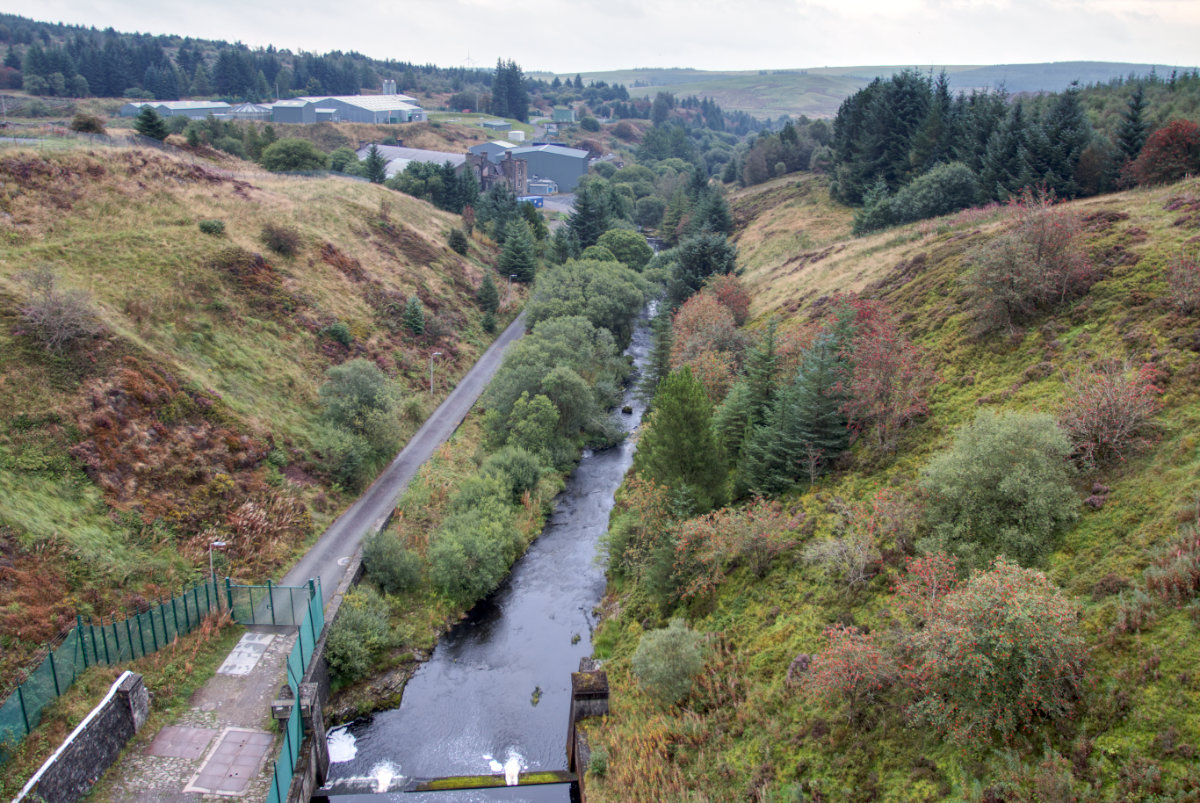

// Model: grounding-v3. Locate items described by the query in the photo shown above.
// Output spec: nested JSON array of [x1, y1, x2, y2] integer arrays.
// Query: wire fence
[[0, 575, 224, 764]]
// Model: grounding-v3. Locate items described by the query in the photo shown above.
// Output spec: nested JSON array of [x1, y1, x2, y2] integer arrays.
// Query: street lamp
[[429, 351, 442, 394], [209, 540, 227, 580], [507, 274, 517, 306]]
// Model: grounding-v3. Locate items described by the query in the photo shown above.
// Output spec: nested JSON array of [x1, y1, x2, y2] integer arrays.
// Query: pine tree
[[634, 367, 727, 514], [363, 144, 388, 184], [477, 272, 499, 314], [133, 105, 168, 140], [980, 102, 1030, 201], [1116, 82, 1149, 165], [739, 334, 849, 495], [567, 180, 609, 248], [637, 309, 674, 405], [499, 219, 537, 283], [403, 296, 425, 336]]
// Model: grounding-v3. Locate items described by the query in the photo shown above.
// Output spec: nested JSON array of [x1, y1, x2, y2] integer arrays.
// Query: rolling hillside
[[584, 174, 1200, 800], [0, 140, 505, 683]]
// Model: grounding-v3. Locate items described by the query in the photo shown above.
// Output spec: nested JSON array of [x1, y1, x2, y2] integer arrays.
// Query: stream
[[323, 307, 653, 801]]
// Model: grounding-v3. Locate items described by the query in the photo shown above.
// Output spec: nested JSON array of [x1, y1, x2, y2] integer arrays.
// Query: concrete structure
[[510, 143, 589, 192], [15, 672, 148, 803], [508, 129, 526, 142], [552, 107, 577, 124], [270, 99, 318, 124], [356, 144, 466, 179], [119, 100, 231, 119], [481, 119, 511, 132], [296, 94, 426, 123]]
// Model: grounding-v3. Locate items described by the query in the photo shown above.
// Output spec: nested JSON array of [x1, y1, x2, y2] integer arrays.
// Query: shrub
[[448, 227, 469, 255], [919, 409, 1077, 567], [69, 113, 105, 134], [702, 273, 750, 326], [580, 116, 601, 132], [1167, 251, 1200, 313], [132, 105, 167, 140], [631, 619, 705, 704], [580, 244, 617, 262], [1059, 362, 1162, 469], [362, 531, 422, 595], [892, 552, 959, 625], [803, 624, 896, 713], [596, 229, 653, 271], [320, 321, 353, 346], [587, 743, 608, 777], [889, 162, 980, 225], [17, 267, 105, 353], [1127, 120, 1200, 186], [481, 446, 543, 502], [198, 219, 226, 236], [319, 359, 399, 431], [1113, 589, 1157, 634], [403, 296, 425, 336], [324, 586, 391, 683], [906, 558, 1086, 740], [260, 138, 328, 172], [429, 506, 519, 604], [804, 534, 880, 588], [260, 222, 302, 256], [965, 190, 1095, 335], [1143, 525, 1200, 606]]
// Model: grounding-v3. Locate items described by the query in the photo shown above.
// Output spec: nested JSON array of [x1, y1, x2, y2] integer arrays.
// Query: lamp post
[[507, 274, 517, 306], [429, 351, 442, 394], [209, 540, 227, 580]]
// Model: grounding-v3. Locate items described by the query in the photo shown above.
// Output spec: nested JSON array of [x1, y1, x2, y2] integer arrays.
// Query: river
[[322, 308, 653, 802]]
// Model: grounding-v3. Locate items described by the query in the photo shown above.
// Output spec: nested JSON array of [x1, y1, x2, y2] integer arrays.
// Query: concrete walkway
[[94, 312, 527, 800]]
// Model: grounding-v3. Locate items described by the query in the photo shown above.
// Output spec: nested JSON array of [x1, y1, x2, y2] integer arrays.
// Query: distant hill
[[538, 61, 1198, 118]]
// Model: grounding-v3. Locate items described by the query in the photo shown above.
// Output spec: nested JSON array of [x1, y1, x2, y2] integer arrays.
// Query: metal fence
[[0, 575, 224, 764], [265, 580, 325, 803]]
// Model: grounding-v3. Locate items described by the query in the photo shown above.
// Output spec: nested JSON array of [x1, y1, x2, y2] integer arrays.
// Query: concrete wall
[[16, 672, 148, 803]]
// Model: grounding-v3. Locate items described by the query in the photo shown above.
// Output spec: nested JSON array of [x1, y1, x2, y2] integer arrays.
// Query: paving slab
[[183, 728, 274, 796], [216, 632, 274, 676], [146, 725, 218, 760]]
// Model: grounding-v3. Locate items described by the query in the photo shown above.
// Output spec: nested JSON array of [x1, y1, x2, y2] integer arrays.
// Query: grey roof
[[298, 94, 421, 112], [153, 100, 231, 111], [511, 144, 589, 160], [356, 144, 465, 177], [271, 99, 314, 108]]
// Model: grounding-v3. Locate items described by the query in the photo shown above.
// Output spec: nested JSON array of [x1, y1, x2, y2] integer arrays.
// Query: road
[[282, 312, 527, 602]]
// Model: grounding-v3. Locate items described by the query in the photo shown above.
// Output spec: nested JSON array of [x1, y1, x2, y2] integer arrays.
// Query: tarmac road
[[281, 311, 527, 602]]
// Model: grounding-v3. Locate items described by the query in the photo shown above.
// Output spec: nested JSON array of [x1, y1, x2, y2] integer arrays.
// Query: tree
[[363, 143, 387, 184], [498, 219, 537, 283], [1116, 82, 1149, 166], [802, 624, 895, 714], [907, 558, 1086, 740], [476, 271, 499, 314], [596, 229, 653, 271], [669, 233, 737, 306], [1127, 119, 1200, 186], [402, 296, 425, 336], [919, 409, 1077, 568], [17, 266, 104, 353], [260, 138, 327, 172], [132, 105, 167, 140], [634, 367, 727, 514], [525, 259, 648, 349], [1058, 362, 1161, 469], [567, 179, 610, 248], [632, 619, 705, 704], [319, 359, 400, 433]]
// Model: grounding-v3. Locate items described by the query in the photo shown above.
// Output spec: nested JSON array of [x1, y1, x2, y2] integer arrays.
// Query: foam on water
[[326, 726, 357, 763]]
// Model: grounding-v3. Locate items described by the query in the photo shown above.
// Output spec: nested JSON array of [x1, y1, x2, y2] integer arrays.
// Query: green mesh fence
[[0, 576, 224, 765], [266, 580, 324, 803]]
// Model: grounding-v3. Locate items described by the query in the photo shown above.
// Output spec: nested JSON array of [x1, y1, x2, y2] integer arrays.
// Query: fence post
[[172, 595, 181, 635], [160, 598, 170, 643], [288, 587, 295, 627], [183, 590, 191, 631], [204, 578, 211, 614], [76, 615, 89, 670], [15, 684, 31, 735], [225, 577, 233, 614], [194, 583, 201, 621], [48, 649, 61, 697], [112, 620, 121, 661], [100, 617, 111, 664], [268, 579, 276, 626], [89, 616, 100, 665], [129, 616, 141, 659], [149, 611, 159, 652]]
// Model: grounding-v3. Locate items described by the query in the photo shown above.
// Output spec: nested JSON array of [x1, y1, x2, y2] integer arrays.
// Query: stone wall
[[16, 672, 148, 803]]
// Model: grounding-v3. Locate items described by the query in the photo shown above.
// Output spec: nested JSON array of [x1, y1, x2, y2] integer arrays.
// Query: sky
[[12, 0, 1200, 75]]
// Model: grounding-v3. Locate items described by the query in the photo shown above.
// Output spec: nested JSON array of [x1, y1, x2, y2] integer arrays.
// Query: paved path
[[283, 310, 527, 603], [94, 312, 526, 801]]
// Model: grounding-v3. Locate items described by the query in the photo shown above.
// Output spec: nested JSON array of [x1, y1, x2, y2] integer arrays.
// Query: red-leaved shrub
[[1167, 250, 1200, 313], [1059, 362, 1162, 469], [802, 624, 896, 714], [1127, 120, 1200, 186]]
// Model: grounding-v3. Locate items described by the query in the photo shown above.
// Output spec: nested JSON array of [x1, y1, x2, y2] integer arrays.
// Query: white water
[[327, 725, 358, 763]]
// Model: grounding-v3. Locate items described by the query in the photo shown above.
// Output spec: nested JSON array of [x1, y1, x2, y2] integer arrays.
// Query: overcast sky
[[14, 0, 1200, 74]]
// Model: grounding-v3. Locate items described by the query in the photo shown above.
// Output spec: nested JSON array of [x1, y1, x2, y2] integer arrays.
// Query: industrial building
[[294, 94, 427, 124], [119, 100, 232, 119], [509, 144, 589, 192], [355, 144, 466, 179]]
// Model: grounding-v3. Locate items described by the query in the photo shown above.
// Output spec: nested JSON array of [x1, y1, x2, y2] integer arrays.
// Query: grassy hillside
[[584, 176, 1200, 800], [0, 141, 509, 683]]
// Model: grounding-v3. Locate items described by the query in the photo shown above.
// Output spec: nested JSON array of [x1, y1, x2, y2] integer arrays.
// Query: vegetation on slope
[[585, 173, 1200, 801], [0, 142, 508, 685]]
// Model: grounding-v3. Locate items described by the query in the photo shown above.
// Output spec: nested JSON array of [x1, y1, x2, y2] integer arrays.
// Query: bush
[[362, 531, 423, 595], [888, 162, 980, 225], [1059, 362, 1162, 469], [481, 446, 543, 502], [1143, 525, 1200, 606], [324, 586, 391, 683], [804, 534, 880, 588], [448, 227, 469, 255], [321, 321, 353, 346], [919, 409, 1077, 567], [69, 113, 105, 134], [260, 138, 327, 172], [1127, 120, 1200, 186], [198, 219, 226, 236], [965, 191, 1095, 335], [17, 267, 105, 353], [429, 506, 519, 604], [631, 619, 705, 704], [907, 558, 1086, 739], [802, 624, 896, 712], [596, 229, 653, 271], [580, 244, 617, 262], [580, 116, 601, 132], [317, 359, 402, 487], [1167, 251, 1200, 313], [260, 222, 302, 256]]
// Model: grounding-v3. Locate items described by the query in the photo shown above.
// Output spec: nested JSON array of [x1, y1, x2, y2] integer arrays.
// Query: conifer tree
[[403, 296, 425, 335], [133, 105, 168, 140], [637, 309, 674, 405], [363, 144, 388, 184], [634, 367, 727, 514], [568, 180, 609, 248], [499, 219, 537, 283], [477, 272, 499, 314], [1117, 82, 1149, 165]]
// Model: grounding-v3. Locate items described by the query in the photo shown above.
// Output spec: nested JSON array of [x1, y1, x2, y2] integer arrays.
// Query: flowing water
[[324, 309, 653, 801]]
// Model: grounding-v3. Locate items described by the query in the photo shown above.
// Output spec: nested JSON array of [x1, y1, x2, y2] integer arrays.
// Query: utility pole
[[429, 351, 442, 394]]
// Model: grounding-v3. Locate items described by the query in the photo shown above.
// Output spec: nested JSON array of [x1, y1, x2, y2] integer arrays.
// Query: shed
[[119, 100, 231, 120], [298, 94, 426, 124], [481, 120, 511, 132], [552, 108, 577, 124]]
